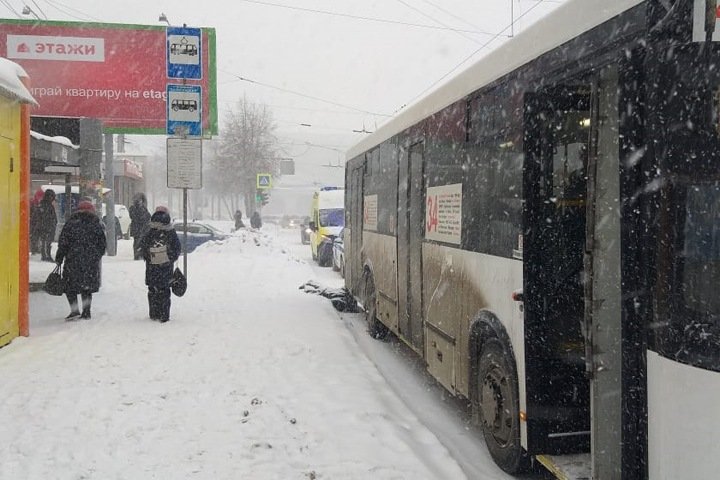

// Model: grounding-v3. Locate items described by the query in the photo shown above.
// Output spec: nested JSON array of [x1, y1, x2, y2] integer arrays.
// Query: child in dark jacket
[[139, 207, 181, 322]]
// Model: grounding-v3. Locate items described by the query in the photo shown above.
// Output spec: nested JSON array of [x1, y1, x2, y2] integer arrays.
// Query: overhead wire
[[396, 0, 553, 113], [219, 69, 392, 118], [29, 0, 48, 19], [236, 0, 499, 36], [393, 0, 489, 45], [0, 0, 22, 18], [37, 0, 103, 21], [416, 0, 485, 32]]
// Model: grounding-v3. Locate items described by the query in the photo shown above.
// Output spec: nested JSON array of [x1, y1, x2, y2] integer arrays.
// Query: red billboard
[[0, 19, 217, 136]]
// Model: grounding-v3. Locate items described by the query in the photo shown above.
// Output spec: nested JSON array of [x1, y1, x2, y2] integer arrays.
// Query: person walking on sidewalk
[[250, 211, 262, 229], [139, 207, 181, 323], [55, 200, 106, 320], [129, 193, 151, 260], [37, 189, 58, 261]]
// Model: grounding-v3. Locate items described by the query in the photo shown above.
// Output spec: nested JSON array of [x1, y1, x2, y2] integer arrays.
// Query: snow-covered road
[[1, 223, 523, 480]]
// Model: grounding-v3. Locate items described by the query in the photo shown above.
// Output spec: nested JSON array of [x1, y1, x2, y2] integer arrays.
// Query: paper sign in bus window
[[363, 195, 378, 231], [426, 184, 462, 244]]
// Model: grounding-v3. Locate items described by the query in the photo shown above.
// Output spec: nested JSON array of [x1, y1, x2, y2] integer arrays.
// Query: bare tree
[[211, 96, 279, 217]]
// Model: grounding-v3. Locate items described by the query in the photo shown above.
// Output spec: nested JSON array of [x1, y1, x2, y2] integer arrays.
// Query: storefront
[[0, 57, 36, 346]]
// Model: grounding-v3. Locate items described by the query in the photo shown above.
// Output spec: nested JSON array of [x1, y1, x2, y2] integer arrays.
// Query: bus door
[[397, 142, 425, 351], [348, 165, 364, 291], [523, 85, 592, 454]]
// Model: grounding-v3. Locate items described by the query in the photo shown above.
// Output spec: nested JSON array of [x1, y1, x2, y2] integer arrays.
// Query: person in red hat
[[55, 200, 106, 320]]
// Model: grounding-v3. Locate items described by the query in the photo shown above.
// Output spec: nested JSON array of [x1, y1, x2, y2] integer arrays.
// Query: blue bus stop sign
[[166, 26, 202, 80]]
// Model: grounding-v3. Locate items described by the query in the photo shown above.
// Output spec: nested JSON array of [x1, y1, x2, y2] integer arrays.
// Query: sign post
[[167, 137, 202, 277]]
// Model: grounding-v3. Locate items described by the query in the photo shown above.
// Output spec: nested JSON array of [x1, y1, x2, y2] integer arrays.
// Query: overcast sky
[[1, 0, 566, 177]]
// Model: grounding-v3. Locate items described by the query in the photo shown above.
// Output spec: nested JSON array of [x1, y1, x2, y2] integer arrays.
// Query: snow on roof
[[317, 189, 344, 209], [0, 57, 37, 105], [30, 130, 79, 149], [346, 0, 644, 160]]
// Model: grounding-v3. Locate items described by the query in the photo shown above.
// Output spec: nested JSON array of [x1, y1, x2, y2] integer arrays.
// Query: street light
[[22, 5, 41, 20], [158, 13, 171, 26]]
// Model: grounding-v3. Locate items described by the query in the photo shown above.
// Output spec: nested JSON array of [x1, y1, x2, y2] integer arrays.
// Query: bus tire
[[478, 338, 528, 474], [363, 271, 388, 340]]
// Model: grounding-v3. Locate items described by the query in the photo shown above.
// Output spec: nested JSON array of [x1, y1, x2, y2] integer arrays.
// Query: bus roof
[[346, 0, 643, 161]]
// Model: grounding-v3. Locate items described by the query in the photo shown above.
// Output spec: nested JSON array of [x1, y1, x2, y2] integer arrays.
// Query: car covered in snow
[[332, 228, 345, 275]]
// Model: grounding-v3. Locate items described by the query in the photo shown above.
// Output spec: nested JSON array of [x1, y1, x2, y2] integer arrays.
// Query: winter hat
[[151, 209, 171, 225], [77, 200, 95, 213], [155, 205, 169, 214]]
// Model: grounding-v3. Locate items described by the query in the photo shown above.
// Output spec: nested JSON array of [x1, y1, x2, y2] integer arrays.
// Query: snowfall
[[0, 223, 526, 480]]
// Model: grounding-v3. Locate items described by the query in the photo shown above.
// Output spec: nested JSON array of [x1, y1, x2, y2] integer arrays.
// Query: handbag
[[44, 265, 65, 296], [171, 267, 187, 297]]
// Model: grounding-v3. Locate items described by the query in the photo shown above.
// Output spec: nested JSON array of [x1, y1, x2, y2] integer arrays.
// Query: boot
[[80, 294, 92, 319], [65, 294, 80, 320]]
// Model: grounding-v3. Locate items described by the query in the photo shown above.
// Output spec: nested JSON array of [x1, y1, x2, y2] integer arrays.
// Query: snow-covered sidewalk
[[1, 226, 467, 479]]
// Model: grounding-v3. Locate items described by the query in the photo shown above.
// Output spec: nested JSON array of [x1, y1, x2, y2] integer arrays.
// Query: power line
[[397, 0, 552, 112], [30, 0, 48, 19], [220, 70, 392, 118], [393, 0, 486, 44], [219, 98, 371, 117], [236, 0, 500, 36], [0, 0, 22, 18], [37, 0, 102, 21], [417, 0, 485, 33]]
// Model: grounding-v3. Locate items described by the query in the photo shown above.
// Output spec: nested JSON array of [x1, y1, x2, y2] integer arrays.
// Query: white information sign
[[426, 183, 462, 244], [167, 138, 202, 189], [363, 194, 378, 231]]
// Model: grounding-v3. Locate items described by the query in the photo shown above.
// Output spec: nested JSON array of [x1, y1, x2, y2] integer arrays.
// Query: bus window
[[654, 182, 720, 372]]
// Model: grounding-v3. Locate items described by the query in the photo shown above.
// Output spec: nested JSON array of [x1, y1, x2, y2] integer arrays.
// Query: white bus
[[344, 1, 720, 478]]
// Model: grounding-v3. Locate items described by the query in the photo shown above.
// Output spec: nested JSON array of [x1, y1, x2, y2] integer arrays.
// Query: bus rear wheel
[[478, 338, 528, 474], [363, 272, 388, 340]]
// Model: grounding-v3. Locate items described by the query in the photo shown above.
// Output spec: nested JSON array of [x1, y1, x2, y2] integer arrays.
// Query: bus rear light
[[520, 411, 527, 422], [512, 289, 524, 302]]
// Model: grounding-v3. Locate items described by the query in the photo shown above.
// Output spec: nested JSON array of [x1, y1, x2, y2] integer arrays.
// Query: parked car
[[173, 221, 228, 253], [280, 215, 301, 228], [300, 217, 312, 245], [332, 228, 345, 275]]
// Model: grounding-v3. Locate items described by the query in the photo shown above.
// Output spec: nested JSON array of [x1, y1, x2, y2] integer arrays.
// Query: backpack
[[148, 235, 170, 265]]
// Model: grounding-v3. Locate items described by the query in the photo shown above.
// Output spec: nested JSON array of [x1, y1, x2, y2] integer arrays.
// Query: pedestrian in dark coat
[[250, 211, 262, 229], [233, 210, 245, 230], [29, 188, 45, 254], [37, 189, 58, 261], [139, 207, 181, 322], [55, 200, 106, 320], [129, 192, 151, 260]]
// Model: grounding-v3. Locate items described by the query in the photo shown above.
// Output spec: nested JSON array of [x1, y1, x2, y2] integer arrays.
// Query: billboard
[[0, 19, 217, 136]]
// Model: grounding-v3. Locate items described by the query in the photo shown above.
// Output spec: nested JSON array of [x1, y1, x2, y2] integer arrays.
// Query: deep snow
[[2, 223, 522, 479]]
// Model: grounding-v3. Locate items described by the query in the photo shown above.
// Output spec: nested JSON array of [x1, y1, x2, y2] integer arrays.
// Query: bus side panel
[[422, 243, 524, 399], [363, 231, 398, 334], [647, 352, 720, 480]]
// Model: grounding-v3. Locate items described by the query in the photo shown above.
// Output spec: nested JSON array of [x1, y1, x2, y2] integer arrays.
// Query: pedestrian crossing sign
[[257, 174, 272, 189]]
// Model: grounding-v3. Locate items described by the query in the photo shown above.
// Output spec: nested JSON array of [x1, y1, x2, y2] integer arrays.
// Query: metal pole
[[510, 0, 514, 37], [104, 133, 116, 256], [183, 187, 188, 277]]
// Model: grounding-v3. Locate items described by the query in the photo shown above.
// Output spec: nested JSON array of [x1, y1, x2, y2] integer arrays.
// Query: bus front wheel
[[477, 338, 528, 474]]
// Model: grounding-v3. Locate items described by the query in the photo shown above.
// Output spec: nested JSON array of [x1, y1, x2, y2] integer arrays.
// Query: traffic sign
[[167, 137, 202, 189], [167, 84, 202, 136], [166, 26, 202, 79], [257, 173, 272, 189]]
